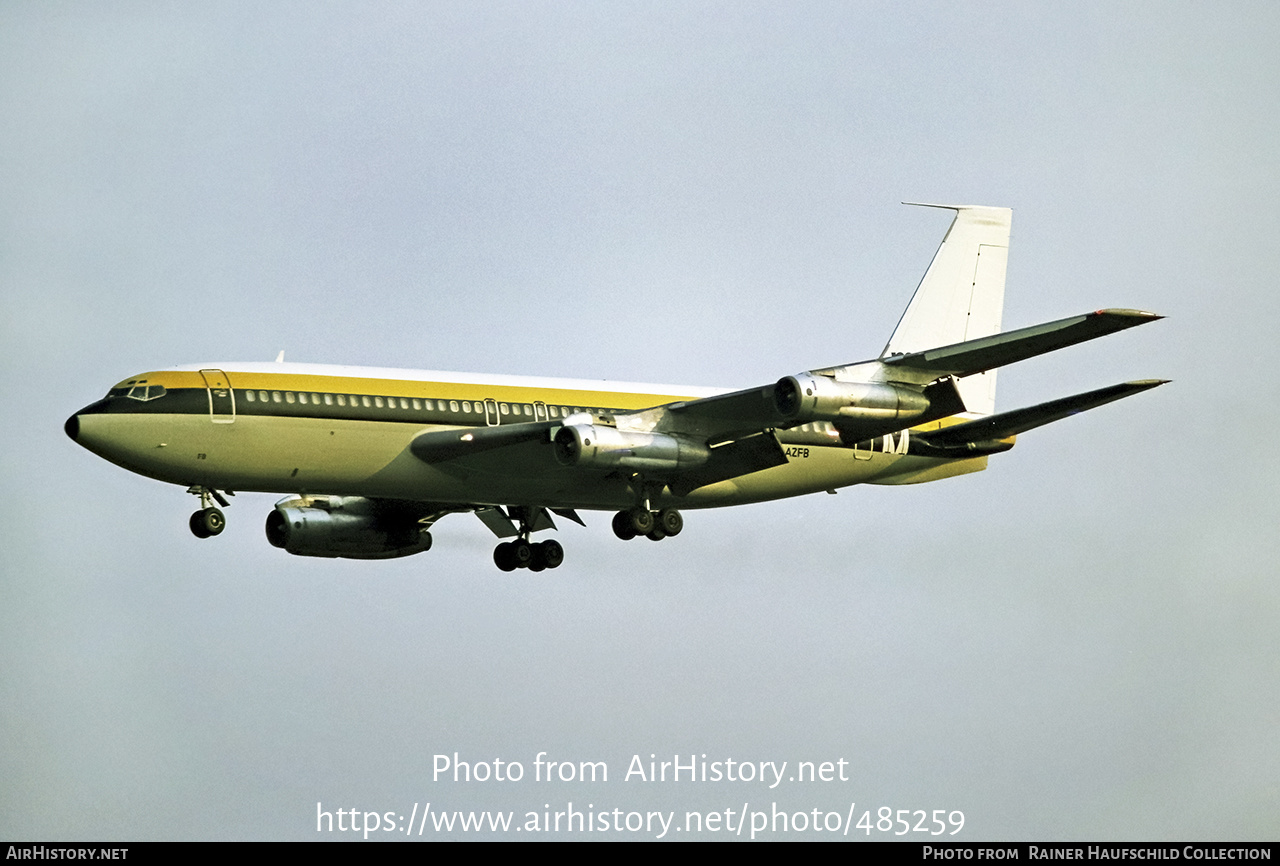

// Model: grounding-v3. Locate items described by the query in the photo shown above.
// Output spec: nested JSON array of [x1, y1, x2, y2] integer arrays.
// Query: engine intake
[[774, 373, 931, 425], [553, 424, 710, 472], [265, 496, 432, 560]]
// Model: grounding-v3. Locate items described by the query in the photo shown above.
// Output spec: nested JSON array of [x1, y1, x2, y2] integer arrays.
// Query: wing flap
[[474, 505, 568, 537], [474, 506, 519, 538]]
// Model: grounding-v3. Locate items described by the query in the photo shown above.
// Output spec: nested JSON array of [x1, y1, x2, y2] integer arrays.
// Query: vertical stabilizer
[[881, 204, 1012, 415]]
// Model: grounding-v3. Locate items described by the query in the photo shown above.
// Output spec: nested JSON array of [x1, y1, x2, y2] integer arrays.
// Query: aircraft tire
[[494, 542, 518, 572], [612, 511, 637, 541], [658, 508, 683, 536], [541, 539, 564, 569], [628, 508, 655, 535], [189, 510, 211, 539], [512, 539, 534, 568], [646, 527, 667, 542], [201, 508, 226, 536]]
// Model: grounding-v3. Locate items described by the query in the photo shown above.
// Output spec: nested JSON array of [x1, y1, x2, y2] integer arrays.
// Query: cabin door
[[199, 369, 236, 423]]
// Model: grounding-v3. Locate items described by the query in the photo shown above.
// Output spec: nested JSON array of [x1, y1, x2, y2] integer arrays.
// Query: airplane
[[64, 204, 1166, 572]]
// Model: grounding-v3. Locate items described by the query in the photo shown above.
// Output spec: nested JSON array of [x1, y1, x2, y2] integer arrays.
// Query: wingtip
[[901, 201, 980, 211], [1095, 308, 1164, 320], [902, 201, 1013, 216]]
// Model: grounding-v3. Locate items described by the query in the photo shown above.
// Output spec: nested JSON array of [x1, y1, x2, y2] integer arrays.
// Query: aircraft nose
[[65, 399, 109, 444]]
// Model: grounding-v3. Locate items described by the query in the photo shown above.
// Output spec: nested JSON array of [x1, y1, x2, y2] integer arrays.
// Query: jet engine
[[265, 496, 433, 559], [553, 424, 710, 472], [774, 373, 932, 425]]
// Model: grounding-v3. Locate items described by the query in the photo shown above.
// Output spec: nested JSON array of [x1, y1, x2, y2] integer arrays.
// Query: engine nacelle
[[774, 373, 931, 425], [553, 423, 710, 472], [265, 496, 433, 560]]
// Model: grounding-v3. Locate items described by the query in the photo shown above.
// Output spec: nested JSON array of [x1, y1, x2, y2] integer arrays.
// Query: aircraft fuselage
[[67, 363, 982, 514]]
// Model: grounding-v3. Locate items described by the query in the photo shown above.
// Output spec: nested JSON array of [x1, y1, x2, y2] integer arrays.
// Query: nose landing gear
[[187, 486, 232, 539], [189, 507, 225, 538]]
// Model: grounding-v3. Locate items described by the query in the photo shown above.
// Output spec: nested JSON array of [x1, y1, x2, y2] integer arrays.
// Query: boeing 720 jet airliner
[[66, 205, 1165, 571]]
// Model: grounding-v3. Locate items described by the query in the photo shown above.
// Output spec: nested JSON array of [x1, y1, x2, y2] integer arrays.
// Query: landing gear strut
[[493, 507, 565, 572], [612, 476, 683, 542], [188, 486, 231, 539]]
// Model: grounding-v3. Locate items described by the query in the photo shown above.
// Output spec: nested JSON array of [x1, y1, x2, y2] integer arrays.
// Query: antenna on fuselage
[[275, 350, 285, 363]]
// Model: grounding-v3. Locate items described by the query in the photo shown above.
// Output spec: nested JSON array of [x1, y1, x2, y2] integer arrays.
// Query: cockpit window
[[126, 384, 167, 402]]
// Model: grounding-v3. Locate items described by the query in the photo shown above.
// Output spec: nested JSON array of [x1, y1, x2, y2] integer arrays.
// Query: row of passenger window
[[239, 389, 608, 419], [118, 384, 844, 435], [239, 389, 849, 433]]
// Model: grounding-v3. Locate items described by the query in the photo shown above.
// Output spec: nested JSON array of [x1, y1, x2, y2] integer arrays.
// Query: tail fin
[[881, 204, 1012, 415]]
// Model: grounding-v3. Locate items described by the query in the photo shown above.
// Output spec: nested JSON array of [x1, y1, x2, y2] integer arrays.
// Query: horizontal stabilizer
[[881, 309, 1162, 382], [914, 380, 1169, 452]]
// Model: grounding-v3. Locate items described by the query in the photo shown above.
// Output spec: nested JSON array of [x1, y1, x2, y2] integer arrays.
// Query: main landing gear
[[493, 537, 564, 573], [188, 485, 232, 539], [612, 474, 684, 542], [493, 506, 565, 572], [611, 507, 683, 542]]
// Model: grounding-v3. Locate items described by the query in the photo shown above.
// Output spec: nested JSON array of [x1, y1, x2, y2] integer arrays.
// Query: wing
[[407, 407, 793, 496], [633, 309, 1162, 443], [909, 379, 1169, 457], [875, 309, 1163, 384], [405, 310, 1163, 496]]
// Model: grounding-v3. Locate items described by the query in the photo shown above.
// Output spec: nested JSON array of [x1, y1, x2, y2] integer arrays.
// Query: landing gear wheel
[[190, 507, 225, 538], [494, 541, 518, 572], [612, 511, 638, 541], [658, 508, 683, 537], [646, 527, 667, 541], [540, 539, 564, 569], [190, 510, 210, 539], [511, 539, 534, 569], [628, 507, 655, 536], [203, 508, 226, 535]]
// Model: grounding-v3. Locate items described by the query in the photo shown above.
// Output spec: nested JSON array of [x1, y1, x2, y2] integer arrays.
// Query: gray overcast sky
[[2, 1, 1277, 841]]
